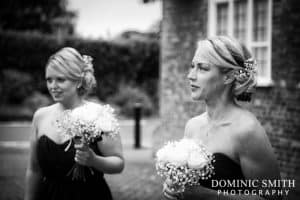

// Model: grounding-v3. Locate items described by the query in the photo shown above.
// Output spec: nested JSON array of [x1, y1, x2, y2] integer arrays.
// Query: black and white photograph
[[0, 0, 299, 200]]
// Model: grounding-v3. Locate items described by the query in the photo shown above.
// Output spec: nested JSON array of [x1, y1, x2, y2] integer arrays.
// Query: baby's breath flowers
[[56, 102, 120, 181], [156, 138, 215, 193]]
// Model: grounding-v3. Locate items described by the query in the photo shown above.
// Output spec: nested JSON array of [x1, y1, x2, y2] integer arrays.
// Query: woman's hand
[[74, 143, 96, 167], [162, 179, 184, 200]]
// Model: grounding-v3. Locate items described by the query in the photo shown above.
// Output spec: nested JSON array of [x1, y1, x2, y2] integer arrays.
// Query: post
[[134, 102, 142, 149]]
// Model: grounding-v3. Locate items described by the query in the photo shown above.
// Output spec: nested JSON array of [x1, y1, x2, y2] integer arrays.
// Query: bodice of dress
[[200, 152, 245, 191], [36, 135, 113, 200], [37, 135, 104, 181]]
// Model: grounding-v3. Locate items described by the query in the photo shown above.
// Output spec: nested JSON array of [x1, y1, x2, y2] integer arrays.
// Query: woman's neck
[[205, 92, 235, 124], [59, 96, 84, 110]]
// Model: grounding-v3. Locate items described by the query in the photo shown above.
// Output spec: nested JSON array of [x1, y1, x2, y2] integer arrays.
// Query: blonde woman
[[24, 47, 124, 200], [163, 36, 281, 200]]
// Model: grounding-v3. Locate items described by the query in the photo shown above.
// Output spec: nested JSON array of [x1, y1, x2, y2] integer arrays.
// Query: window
[[208, 0, 273, 86], [216, 3, 229, 35]]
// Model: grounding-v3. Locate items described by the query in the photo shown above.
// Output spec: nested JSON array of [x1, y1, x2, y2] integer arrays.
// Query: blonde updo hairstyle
[[46, 47, 96, 96], [195, 36, 257, 102]]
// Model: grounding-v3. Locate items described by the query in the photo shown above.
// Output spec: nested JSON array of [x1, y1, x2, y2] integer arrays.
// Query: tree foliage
[[0, 0, 76, 34], [0, 31, 159, 108]]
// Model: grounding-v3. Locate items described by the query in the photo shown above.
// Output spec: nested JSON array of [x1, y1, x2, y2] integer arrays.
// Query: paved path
[[0, 119, 163, 200], [106, 146, 162, 200]]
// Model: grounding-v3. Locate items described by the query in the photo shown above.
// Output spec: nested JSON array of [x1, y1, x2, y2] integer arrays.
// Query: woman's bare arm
[[91, 133, 124, 174], [24, 110, 44, 200]]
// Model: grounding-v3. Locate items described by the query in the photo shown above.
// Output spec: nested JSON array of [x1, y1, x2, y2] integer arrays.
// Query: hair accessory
[[77, 55, 92, 88], [80, 55, 94, 80], [234, 58, 257, 82], [82, 55, 93, 69], [244, 58, 257, 74]]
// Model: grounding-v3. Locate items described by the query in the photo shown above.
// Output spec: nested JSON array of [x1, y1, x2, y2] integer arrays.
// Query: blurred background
[[0, 0, 161, 120], [0, 0, 163, 200]]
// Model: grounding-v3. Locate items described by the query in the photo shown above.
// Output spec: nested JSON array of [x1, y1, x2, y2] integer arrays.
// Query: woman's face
[[46, 66, 79, 103], [187, 55, 226, 101]]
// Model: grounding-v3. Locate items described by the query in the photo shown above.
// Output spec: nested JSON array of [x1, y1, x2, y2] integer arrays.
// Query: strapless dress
[[35, 135, 113, 200]]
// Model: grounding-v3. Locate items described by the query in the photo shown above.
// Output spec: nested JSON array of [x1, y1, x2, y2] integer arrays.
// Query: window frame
[[208, 0, 274, 87]]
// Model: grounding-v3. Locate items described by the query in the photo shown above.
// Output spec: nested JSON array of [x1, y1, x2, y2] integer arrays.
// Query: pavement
[[106, 145, 162, 200], [0, 118, 164, 200]]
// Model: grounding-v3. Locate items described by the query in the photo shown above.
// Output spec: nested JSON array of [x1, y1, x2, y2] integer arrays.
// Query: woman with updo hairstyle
[[163, 36, 281, 200], [46, 47, 96, 97], [25, 47, 124, 200]]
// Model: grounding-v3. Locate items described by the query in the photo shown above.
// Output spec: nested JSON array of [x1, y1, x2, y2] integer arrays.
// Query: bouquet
[[155, 138, 215, 194], [56, 102, 120, 181]]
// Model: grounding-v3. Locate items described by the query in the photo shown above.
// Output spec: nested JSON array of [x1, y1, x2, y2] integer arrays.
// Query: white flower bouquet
[[156, 138, 215, 193], [56, 102, 120, 181]]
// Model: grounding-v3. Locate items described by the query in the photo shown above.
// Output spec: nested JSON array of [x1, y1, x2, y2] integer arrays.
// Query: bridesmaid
[[163, 36, 281, 200], [24, 47, 124, 200]]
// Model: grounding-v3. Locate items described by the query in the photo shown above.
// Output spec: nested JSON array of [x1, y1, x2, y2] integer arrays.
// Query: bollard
[[134, 102, 142, 149]]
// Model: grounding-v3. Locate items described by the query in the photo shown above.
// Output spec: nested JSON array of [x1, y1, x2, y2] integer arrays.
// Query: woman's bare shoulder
[[232, 109, 280, 181], [184, 112, 207, 138], [232, 109, 270, 152], [33, 104, 57, 122], [186, 112, 207, 127], [30, 104, 57, 140], [234, 109, 263, 134]]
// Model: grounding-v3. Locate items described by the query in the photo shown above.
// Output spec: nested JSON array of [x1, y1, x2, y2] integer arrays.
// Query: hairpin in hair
[[244, 58, 257, 74], [234, 58, 257, 81], [79, 55, 94, 86], [82, 55, 93, 69]]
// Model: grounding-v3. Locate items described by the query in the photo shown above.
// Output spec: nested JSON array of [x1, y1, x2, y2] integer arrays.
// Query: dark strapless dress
[[35, 135, 113, 200], [200, 153, 246, 191]]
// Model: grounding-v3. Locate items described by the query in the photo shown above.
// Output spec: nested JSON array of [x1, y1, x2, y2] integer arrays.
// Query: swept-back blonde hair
[[194, 36, 257, 102], [46, 47, 96, 96]]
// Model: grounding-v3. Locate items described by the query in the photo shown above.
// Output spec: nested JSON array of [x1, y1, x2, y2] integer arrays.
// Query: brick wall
[[154, 0, 300, 197], [251, 0, 300, 196]]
